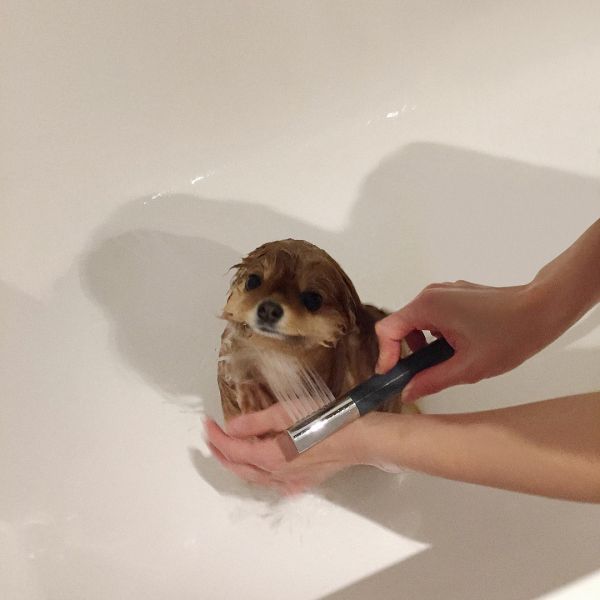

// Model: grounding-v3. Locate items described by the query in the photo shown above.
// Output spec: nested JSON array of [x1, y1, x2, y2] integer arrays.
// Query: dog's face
[[223, 240, 362, 348]]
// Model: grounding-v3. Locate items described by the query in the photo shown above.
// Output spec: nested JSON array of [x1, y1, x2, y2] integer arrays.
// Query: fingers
[[205, 416, 364, 495], [226, 402, 291, 437], [205, 418, 285, 470], [402, 356, 465, 403], [375, 310, 414, 373], [208, 441, 276, 487], [205, 419, 311, 494]]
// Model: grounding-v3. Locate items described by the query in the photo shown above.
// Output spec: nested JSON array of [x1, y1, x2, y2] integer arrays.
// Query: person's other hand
[[204, 403, 385, 495], [375, 281, 546, 402]]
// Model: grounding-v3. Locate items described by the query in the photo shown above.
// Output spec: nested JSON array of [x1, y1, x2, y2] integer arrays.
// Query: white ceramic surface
[[2, 1, 600, 599]]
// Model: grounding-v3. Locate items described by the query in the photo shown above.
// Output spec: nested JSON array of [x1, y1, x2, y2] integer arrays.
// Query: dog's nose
[[257, 300, 284, 324]]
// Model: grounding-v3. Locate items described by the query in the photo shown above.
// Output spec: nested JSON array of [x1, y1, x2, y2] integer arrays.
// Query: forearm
[[361, 392, 600, 503], [525, 218, 600, 348]]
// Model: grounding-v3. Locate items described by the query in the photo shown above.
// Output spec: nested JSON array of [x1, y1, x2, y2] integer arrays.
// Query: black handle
[[351, 337, 455, 416]]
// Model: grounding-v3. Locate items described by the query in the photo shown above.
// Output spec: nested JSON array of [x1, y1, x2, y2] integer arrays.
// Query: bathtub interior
[[2, 1, 600, 599]]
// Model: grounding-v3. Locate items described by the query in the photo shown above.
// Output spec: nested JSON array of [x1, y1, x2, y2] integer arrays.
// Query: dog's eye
[[245, 274, 262, 291], [300, 291, 323, 312]]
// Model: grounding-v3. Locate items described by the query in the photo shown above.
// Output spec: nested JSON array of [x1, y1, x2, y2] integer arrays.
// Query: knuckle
[[423, 282, 443, 292], [419, 286, 435, 299]]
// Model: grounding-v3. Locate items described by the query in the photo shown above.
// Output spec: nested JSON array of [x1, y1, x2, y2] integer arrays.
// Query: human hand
[[204, 404, 386, 495], [375, 281, 549, 402]]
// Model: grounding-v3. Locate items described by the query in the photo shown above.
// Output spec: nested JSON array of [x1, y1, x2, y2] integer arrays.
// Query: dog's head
[[222, 240, 362, 348]]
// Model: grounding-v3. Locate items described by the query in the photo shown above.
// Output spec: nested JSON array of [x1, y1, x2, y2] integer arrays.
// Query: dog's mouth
[[242, 319, 333, 348], [255, 324, 299, 342], [249, 319, 304, 342], [255, 324, 286, 339]]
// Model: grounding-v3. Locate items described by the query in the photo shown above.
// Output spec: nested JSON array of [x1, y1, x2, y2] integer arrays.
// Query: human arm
[[361, 391, 600, 503], [375, 218, 600, 402], [205, 390, 600, 502]]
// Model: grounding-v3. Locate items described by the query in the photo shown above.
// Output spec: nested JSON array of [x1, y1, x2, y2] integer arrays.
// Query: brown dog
[[218, 239, 414, 422]]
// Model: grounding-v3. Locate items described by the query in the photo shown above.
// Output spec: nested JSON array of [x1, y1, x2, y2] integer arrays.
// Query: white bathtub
[[2, 1, 600, 598]]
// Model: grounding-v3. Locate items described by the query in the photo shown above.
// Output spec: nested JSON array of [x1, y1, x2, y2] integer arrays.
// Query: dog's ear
[[227, 261, 247, 289], [337, 270, 362, 335]]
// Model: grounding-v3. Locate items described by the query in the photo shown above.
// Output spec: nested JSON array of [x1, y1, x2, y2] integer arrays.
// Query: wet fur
[[218, 239, 416, 421]]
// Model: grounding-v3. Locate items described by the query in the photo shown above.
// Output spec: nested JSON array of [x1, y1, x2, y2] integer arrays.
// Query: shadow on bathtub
[[82, 143, 600, 600]]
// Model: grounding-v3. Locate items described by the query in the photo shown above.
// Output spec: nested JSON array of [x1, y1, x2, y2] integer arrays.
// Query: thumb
[[375, 308, 416, 374], [225, 402, 291, 437], [402, 356, 465, 403]]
